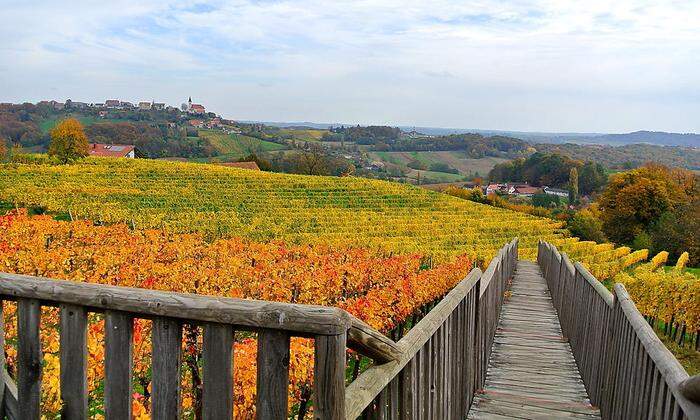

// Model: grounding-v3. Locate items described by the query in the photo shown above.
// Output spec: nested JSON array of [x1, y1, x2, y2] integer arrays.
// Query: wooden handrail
[[0, 272, 351, 335], [614, 283, 700, 416], [0, 271, 402, 364], [348, 318, 403, 363], [573, 261, 614, 308], [539, 241, 700, 419], [344, 269, 482, 418], [344, 237, 519, 419]]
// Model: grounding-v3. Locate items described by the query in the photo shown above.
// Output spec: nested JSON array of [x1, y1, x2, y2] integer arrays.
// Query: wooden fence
[[345, 238, 517, 418], [0, 239, 518, 419], [538, 241, 700, 420]]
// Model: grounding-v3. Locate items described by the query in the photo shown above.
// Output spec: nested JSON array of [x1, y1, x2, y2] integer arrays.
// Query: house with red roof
[[88, 144, 136, 159]]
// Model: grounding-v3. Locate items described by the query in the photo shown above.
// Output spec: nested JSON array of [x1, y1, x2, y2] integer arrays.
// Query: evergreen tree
[[568, 167, 579, 204]]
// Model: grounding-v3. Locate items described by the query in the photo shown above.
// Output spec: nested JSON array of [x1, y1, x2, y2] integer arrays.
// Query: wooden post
[[314, 332, 346, 419], [256, 329, 290, 419], [18, 298, 41, 420], [105, 311, 134, 419], [151, 317, 182, 420], [59, 304, 88, 419], [203, 323, 234, 419]]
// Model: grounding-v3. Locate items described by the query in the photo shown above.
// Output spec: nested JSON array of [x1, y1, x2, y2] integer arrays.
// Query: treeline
[[325, 125, 531, 158], [536, 142, 700, 171], [239, 145, 355, 177], [387, 134, 529, 157], [85, 122, 217, 158], [326, 125, 402, 144], [489, 152, 607, 195], [0, 103, 44, 147]]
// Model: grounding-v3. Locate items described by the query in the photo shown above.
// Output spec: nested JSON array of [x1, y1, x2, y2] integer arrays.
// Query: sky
[[1, 0, 700, 133]]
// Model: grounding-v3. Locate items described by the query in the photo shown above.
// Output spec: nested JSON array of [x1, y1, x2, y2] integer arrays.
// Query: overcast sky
[[2, 1, 699, 133]]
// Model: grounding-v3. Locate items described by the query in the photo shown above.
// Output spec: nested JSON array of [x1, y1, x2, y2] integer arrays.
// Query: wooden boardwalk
[[468, 261, 601, 419]]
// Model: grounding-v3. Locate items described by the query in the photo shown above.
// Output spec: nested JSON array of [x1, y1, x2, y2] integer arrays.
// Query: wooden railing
[[538, 241, 700, 420], [345, 238, 518, 418], [0, 239, 518, 419]]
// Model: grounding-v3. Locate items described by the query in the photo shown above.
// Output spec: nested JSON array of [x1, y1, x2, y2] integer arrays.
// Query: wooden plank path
[[468, 261, 601, 419]]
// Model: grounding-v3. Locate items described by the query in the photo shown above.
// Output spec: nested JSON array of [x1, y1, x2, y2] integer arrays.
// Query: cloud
[[1, 0, 699, 132]]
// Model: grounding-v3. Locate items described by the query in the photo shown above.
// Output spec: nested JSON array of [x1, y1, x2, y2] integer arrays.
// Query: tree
[[578, 162, 607, 195], [650, 198, 700, 266], [238, 153, 272, 171], [568, 167, 579, 204], [532, 193, 561, 208], [48, 118, 89, 163], [567, 208, 606, 243], [598, 164, 696, 244]]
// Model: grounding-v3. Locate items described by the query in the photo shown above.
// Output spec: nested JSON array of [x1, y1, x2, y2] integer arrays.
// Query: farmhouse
[[510, 185, 540, 197], [88, 143, 136, 159], [138, 101, 152, 110], [105, 99, 120, 108]]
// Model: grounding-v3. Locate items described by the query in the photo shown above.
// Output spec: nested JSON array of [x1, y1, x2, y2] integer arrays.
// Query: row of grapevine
[[0, 158, 565, 262], [0, 210, 473, 417], [613, 252, 699, 349]]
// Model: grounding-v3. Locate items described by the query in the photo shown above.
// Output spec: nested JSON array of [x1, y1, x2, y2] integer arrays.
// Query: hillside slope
[[0, 158, 565, 261]]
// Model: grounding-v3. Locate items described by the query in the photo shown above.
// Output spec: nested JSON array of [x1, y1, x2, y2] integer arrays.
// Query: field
[[197, 129, 287, 160], [38, 115, 122, 132], [0, 158, 567, 263], [276, 128, 328, 142], [371, 151, 507, 178]]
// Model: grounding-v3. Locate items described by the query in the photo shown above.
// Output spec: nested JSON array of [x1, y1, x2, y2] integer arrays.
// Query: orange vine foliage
[[0, 210, 472, 417]]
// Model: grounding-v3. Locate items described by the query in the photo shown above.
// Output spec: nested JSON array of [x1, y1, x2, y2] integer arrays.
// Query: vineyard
[[0, 158, 695, 283], [0, 210, 473, 417], [0, 157, 698, 415], [0, 158, 565, 262]]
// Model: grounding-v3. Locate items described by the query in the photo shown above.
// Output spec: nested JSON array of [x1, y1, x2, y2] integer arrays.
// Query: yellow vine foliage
[[649, 251, 670, 271], [676, 252, 690, 270], [0, 158, 566, 263], [614, 265, 699, 331]]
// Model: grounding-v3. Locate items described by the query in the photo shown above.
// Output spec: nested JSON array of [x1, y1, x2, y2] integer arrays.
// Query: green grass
[[656, 331, 700, 375], [370, 151, 507, 178], [663, 266, 700, 277], [38, 115, 122, 133], [198, 130, 286, 159], [412, 170, 465, 183]]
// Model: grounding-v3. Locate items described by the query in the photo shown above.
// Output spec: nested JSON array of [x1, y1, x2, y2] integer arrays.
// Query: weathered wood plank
[[151, 317, 182, 420], [0, 272, 350, 335], [256, 329, 290, 420], [467, 261, 601, 420], [105, 311, 134, 419], [315, 332, 346, 419], [203, 323, 234, 420], [18, 298, 41, 419], [59, 304, 88, 419]]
